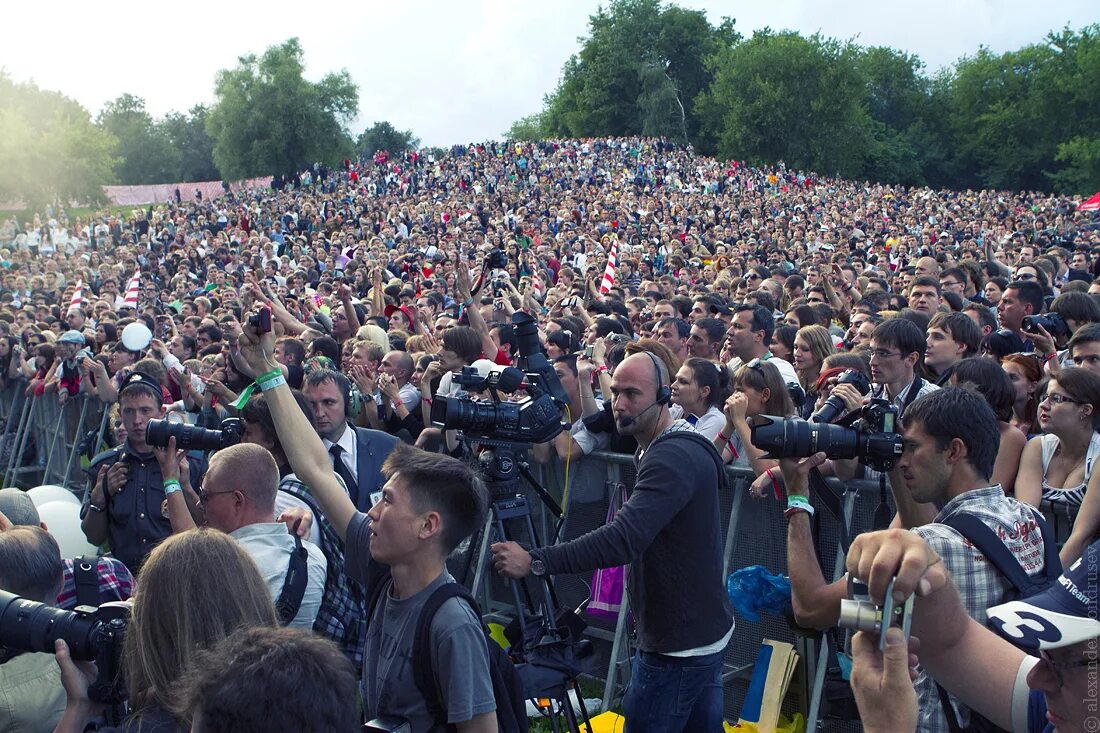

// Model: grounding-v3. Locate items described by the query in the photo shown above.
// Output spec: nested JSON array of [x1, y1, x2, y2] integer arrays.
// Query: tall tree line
[[511, 0, 1100, 195]]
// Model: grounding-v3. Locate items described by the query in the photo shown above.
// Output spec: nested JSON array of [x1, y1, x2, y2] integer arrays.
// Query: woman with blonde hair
[[53, 529, 278, 732]]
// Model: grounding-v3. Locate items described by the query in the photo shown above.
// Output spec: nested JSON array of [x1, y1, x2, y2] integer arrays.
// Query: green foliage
[[96, 94, 180, 184], [0, 73, 117, 211], [160, 106, 219, 182], [356, 121, 420, 156], [519, 4, 1100, 194], [207, 38, 359, 179], [504, 112, 551, 142]]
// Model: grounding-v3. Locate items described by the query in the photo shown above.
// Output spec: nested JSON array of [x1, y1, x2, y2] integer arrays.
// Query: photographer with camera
[[235, 316, 498, 733], [80, 372, 200, 575], [778, 387, 1056, 733], [846, 531, 1099, 733], [493, 351, 734, 733], [0, 523, 67, 732]]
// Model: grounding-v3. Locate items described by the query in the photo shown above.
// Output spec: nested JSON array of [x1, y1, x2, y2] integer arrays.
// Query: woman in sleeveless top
[[1015, 367, 1100, 510]]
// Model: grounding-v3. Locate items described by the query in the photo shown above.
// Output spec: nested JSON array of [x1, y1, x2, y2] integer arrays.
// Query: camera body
[[750, 398, 902, 472], [1022, 312, 1067, 338], [485, 248, 509, 270], [838, 576, 913, 652], [0, 590, 130, 704], [431, 313, 568, 444], [247, 306, 272, 334], [146, 417, 244, 452], [811, 369, 871, 424]]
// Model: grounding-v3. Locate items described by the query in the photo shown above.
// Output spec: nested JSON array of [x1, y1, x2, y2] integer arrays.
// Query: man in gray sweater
[[492, 352, 734, 733]]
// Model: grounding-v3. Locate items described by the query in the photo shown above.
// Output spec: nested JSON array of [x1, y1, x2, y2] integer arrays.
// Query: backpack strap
[[411, 582, 483, 730], [73, 556, 100, 608], [274, 535, 309, 626], [935, 682, 967, 733], [939, 508, 1060, 597]]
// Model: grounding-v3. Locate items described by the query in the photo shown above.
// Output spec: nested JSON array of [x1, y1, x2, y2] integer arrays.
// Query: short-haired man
[[275, 336, 307, 389], [0, 524, 67, 730], [178, 626, 360, 733], [962, 302, 998, 338], [238, 322, 497, 732], [907, 276, 943, 316], [156, 442, 327, 629], [687, 317, 726, 362], [726, 305, 799, 385], [868, 318, 941, 417], [782, 388, 1054, 733], [80, 373, 199, 574], [493, 352, 735, 732], [302, 369, 398, 513], [361, 350, 422, 439], [925, 312, 982, 385], [1067, 322, 1100, 373], [998, 280, 1044, 342], [653, 317, 690, 361]]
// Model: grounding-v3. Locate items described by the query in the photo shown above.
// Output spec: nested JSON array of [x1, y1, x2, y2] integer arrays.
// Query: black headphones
[[644, 351, 672, 405]]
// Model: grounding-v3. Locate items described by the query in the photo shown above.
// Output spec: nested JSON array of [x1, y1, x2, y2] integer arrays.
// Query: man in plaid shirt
[[780, 387, 1054, 733]]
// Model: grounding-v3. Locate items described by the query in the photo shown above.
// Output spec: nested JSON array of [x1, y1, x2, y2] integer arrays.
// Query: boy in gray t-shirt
[[347, 514, 495, 730]]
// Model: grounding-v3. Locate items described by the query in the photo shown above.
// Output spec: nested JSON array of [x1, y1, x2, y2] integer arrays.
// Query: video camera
[[750, 398, 903, 473], [430, 312, 568, 445], [0, 590, 129, 704], [146, 417, 244, 452]]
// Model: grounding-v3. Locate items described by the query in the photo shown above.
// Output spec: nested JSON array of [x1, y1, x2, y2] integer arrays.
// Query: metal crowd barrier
[[479, 450, 1080, 731], [1, 380, 110, 494]]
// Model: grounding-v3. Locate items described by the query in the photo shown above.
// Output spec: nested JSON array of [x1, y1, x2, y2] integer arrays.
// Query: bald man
[[160, 443, 326, 629], [915, 256, 941, 278], [492, 353, 734, 731]]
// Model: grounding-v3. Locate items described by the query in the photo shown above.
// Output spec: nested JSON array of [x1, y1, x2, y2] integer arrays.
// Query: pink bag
[[587, 485, 627, 622]]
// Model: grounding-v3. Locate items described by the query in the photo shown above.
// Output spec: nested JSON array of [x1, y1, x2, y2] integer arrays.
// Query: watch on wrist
[[530, 558, 547, 577]]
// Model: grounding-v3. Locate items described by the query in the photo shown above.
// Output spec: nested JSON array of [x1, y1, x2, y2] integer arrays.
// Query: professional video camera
[[750, 398, 903, 473], [0, 590, 129, 705], [430, 312, 569, 445], [146, 417, 244, 452]]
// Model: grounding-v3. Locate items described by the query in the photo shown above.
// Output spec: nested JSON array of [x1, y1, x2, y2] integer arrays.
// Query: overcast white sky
[[4, 1, 1098, 147]]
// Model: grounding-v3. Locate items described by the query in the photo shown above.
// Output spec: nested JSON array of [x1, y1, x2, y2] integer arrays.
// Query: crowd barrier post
[[5, 394, 41, 488], [1, 384, 31, 486]]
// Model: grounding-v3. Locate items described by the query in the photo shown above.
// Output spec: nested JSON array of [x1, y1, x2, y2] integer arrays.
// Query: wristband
[[717, 431, 730, 443], [766, 468, 782, 498], [255, 367, 282, 383], [786, 495, 814, 515], [1042, 352, 1058, 364], [163, 479, 182, 496], [594, 365, 609, 375], [784, 505, 813, 520], [258, 374, 286, 392]]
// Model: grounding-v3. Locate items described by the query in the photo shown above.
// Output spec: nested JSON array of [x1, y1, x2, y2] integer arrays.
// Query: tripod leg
[[470, 511, 495, 611]]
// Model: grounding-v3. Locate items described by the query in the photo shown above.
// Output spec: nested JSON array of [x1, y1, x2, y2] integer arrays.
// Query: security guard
[[80, 373, 197, 574]]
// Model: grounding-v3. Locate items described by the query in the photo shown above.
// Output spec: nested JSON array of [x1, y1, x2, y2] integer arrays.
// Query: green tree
[[206, 38, 358, 179], [356, 121, 419, 156], [160, 105, 219, 182], [695, 31, 872, 178], [0, 73, 117, 211], [96, 94, 179, 184], [504, 112, 550, 141]]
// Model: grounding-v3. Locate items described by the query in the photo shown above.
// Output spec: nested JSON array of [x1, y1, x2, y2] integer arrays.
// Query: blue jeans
[[622, 648, 725, 733]]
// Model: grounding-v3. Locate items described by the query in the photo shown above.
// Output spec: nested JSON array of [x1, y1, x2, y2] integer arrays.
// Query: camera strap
[[73, 556, 100, 607], [275, 535, 309, 626]]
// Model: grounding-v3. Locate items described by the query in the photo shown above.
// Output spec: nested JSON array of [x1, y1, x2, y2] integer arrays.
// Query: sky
[[4, 0, 1098, 147]]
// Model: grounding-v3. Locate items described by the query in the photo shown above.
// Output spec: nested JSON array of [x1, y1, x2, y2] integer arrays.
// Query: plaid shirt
[[911, 485, 1050, 733], [56, 556, 134, 611], [279, 474, 368, 670]]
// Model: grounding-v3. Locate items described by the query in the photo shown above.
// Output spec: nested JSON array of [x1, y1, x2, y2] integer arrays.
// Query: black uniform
[[81, 444, 186, 575]]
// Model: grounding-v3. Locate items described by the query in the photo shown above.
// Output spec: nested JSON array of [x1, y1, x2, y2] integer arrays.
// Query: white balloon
[[27, 484, 81, 507], [37, 501, 97, 557], [120, 322, 152, 352]]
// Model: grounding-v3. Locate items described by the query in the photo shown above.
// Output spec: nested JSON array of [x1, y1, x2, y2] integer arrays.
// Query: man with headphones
[[301, 368, 399, 512], [492, 351, 734, 733]]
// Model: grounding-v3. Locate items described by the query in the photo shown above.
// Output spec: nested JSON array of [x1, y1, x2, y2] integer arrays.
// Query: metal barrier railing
[[499, 449, 1079, 729], [0, 380, 109, 494]]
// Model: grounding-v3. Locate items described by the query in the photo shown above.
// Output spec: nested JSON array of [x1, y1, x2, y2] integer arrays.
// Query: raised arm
[[237, 317, 357, 541], [455, 261, 497, 360]]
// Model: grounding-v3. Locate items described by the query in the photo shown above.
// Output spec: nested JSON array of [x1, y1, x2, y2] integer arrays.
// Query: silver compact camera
[[838, 576, 913, 651]]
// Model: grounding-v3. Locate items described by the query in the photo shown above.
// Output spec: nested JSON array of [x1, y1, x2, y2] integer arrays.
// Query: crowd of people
[[0, 136, 1098, 732]]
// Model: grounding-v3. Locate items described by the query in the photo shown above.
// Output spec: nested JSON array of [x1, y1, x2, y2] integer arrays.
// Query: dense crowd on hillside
[[1, 138, 1098, 733]]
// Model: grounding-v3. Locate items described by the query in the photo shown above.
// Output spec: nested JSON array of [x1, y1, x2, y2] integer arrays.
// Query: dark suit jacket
[[352, 425, 399, 512]]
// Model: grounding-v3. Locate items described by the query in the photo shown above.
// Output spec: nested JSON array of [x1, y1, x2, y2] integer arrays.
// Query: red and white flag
[[122, 268, 141, 309], [599, 240, 618, 294], [68, 279, 83, 313]]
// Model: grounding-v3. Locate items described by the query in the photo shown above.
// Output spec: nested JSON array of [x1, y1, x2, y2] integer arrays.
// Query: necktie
[[329, 444, 359, 507]]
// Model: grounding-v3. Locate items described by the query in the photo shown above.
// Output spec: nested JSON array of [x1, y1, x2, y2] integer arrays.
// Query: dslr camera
[[247, 306, 272, 334], [0, 590, 129, 704], [750, 398, 903, 473], [1022, 313, 1067, 338], [146, 417, 244, 452]]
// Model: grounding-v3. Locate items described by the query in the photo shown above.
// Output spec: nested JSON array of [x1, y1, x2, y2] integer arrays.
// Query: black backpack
[[368, 574, 528, 733], [933, 507, 1062, 733]]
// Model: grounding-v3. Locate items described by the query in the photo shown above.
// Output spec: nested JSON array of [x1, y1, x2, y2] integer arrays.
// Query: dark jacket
[[532, 429, 733, 653]]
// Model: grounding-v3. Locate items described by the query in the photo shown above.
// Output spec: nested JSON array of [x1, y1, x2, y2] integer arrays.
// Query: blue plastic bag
[[727, 565, 792, 622]]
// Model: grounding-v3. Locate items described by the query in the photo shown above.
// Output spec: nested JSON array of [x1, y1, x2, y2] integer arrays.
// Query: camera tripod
[[467, 437, 595, 733]]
